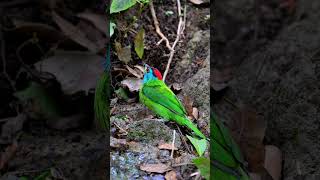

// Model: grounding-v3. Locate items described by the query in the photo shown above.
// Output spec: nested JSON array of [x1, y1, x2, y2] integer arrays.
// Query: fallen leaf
[[0, 141, 18, 170], [140, 163, 171, 173], [192, 107, 199, 120], [34, 51, 104, 94], [121, 78, 142, 92], [1, 114, 26, 141], [158, 143, 178, 150], [110, 137, 127, 148], [126, 65, 143, 78], [134, 28, 145, 59], [183, 96, 193, 117], [77, 20, 106, 53], [186, 135, 207, 156], [52, 12, 102, 53], [134, 65, 144, 73], [188, 0, 204, 5], [165, 171, 177, 180], [115, 42, 132, 64], [230, 107, 267, 172], [11, 20, 65, 43], [264, 145, 282, 180], [77, 12, 107, 35]]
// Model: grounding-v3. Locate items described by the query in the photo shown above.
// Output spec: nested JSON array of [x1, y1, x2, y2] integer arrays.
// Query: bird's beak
[[144, 63, 150, 72]]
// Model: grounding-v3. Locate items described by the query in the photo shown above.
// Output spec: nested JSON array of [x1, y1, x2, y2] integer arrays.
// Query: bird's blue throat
[[143, 68, 157, 83]]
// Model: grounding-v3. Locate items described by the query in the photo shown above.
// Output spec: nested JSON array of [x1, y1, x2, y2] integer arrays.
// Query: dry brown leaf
[[188, 0, 204, 5], [230, 107, 267, 172], [134, 65, 144, 73], [77, 20, 106, 53], [158, 143, 178, 150], [110, 137, 127, 148], [140, 163, 171, 173], [0, 141, 18, 170], [35, 51, 103, 94], [52, 11, 101, 53], [12, 20, 65, 43], [77, 12, 107, 35], [126, 65, 143, 79], [165, 170, 177, 180], [183, 96, 193, 117], [121, 78, 142, 92], [115, 42, 132, 63], [192, 107, 199, 120], [264, 145, 282, 180]]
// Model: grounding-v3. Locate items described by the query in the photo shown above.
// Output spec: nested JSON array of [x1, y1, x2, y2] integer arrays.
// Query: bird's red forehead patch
[[152, 68, 163, 80]]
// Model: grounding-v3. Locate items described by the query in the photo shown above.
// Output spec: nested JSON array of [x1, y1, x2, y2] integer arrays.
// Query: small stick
[[171, 130, 176, 158], [176, 125, 192, 154], [149, 1, 172, 50], [171, 162, 193, 167], [113, 122, 128, 135], [162, 0, 185, 82]]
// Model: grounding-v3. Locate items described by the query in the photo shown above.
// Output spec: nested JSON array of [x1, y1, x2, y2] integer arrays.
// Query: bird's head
[[143, 63, 163, 83]]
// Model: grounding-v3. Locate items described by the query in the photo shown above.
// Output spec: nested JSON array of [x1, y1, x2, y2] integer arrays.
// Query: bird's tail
[[179, 116, 206, 139], [94, 44, 110, 131], [94, 71, 110, 131]]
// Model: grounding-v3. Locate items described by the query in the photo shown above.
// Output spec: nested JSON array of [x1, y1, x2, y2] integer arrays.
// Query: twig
[[113, 122, 128, 135], [176, 125, 192, 154], [149, 1, 172, 50], [171, 162, 193, 167], [149, 0, 186, 82], [171, 130, 176, 158], [162, 0, 186, 82]]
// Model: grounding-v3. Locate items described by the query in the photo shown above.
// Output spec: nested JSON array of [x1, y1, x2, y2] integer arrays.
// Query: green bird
[[139, 64, 206, 139], [211, 112, 250, 180], [94, 45, 110, 131]]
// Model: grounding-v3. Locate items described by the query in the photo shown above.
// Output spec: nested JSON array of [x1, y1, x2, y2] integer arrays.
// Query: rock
[[127, 119, 181, 148], [172, 30, 210, 83], [182, 54, 210, 130], [111, 143, 159, 179], [214, 1, 320, 178]]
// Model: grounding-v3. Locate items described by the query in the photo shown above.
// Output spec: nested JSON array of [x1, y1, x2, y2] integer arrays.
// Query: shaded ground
[[110, 0, 210, 179], [213, 0, 320, 179], [0, 0, 108, 179]]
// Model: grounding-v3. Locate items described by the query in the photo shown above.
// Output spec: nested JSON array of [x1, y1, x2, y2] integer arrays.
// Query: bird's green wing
[[94, 71, 110, 131], [141, 80, 187, 116], [212, 113, 244, 164], [211, 112, 249, 180], [94, 44, 110, 131]]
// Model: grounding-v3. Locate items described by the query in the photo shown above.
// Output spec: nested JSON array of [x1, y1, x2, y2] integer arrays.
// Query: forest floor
[[213, 0, 320, 179], [110, 0, 210, 179], [0, 0, 108, 179]]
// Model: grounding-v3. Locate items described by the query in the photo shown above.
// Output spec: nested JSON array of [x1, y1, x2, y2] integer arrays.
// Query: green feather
[[139, 79, 206, 139], [211, 113, 249, 180], [94, 71, 110, 131]]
